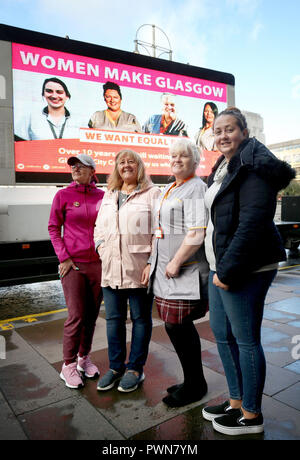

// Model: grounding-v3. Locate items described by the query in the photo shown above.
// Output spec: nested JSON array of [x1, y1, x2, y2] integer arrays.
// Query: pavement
[[0, 263, 300, 445]]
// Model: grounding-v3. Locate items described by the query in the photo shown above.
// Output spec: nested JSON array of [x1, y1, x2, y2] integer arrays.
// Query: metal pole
[[152, 24, 156, 57], [134, 24, 172, 60]]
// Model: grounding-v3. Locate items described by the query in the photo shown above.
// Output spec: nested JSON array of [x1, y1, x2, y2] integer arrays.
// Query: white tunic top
[[150, 176, 209, 300]]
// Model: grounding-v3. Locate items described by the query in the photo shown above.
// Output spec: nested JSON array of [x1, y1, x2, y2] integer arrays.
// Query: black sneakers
[[203, 400, 264, 435], [202, 400, 241, 421], [212, 412, 264, 436]]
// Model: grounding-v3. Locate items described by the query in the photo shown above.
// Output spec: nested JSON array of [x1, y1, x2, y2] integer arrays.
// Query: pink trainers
[[77, 355, 99, 378], [60, 362, 84, 389]]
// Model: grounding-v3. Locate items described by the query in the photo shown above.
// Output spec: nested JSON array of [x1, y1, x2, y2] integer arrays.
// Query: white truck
[[0, 23, 238, 286]]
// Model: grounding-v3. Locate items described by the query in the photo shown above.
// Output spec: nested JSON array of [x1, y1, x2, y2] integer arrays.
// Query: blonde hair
[[107, 149, 151, 191]]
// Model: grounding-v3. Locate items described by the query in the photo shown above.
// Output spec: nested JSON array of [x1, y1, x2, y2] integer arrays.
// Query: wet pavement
[[0, 279, 65, 321], [0, 265, 300, 444]]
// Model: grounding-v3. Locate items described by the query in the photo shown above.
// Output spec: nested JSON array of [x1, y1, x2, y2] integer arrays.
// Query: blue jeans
[[102, 287, 153, 374], [209, 269, 277, 414]]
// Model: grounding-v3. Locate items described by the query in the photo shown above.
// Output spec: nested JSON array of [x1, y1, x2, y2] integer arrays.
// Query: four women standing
[[49, 106, 295, 438]]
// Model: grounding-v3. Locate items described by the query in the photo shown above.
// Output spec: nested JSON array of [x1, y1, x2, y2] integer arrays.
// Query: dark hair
[[202, 102, 218, 127], [214, 106, 249, 138], [103, 81, 122, 99], [42, 77, 71, 98]]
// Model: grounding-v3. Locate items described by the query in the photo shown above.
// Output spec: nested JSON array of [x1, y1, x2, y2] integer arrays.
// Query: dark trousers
[[61, 261, 102, 363]]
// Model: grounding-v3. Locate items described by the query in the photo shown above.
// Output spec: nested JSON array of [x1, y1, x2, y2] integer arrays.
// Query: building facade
[[268, 139, 300, 182], [242, 110, 266, 144], [240, 110, 299, 182]]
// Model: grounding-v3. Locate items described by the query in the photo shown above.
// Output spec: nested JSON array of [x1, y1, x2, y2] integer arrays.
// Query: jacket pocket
[[128, 244, 151, 253]]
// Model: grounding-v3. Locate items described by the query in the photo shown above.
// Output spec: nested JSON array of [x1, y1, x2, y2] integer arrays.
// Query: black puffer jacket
[[208, 137, 296, 287]]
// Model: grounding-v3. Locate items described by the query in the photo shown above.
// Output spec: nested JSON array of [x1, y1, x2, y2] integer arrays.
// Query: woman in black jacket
[[202, 107, 295, 436]]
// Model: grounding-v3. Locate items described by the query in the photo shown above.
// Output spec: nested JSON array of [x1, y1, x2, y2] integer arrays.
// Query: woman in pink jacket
[[48, 154, 104, 389], [94, 149, 160, 393]]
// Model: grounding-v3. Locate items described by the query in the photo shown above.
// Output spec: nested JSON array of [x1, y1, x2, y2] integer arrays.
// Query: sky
[[1, 0, 299, 145]]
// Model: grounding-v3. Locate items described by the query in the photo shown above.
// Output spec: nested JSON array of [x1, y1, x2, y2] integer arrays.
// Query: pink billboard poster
[[12, 43, 227, 102]]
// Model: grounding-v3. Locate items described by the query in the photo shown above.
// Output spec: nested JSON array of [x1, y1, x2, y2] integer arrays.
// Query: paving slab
[[263, 309, 297, 323], [284, 360, 300, 374], [262, 395, 300, 440], [287, 320, 300, 328], [52, 341, 227, 439], [130, 392, 300, 441], [17, 394, 124, 440], [16, 318, 64, 364], [130, 392, 267, 441], [271, 282, 297, 293], [194, 319, 216, 343], [130, 393, 229, 441], [272, 382, 300, 411], [265, 287, 296, 304], [269, 297, 300, 315], [261, 325, 297, 367], [0, 329, 70, 415], [272, 274, 300, 287], [16, 315, 109, 363], [263, 362, 300, 396], [0, 390, 27, 440], [201, 346, 225, 375], [1, 266, 300, 441]]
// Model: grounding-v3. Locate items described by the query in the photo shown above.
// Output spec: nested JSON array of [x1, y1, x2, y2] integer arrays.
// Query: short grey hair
[[169, 138, 200, 168]]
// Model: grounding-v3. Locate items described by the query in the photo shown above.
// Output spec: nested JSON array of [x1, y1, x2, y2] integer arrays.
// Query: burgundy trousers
[[61, 260, 102, 363]]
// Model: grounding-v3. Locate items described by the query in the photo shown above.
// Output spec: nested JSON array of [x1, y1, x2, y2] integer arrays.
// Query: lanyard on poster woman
[[47, 118, 67, 139], [155, 174, 195, 239]]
